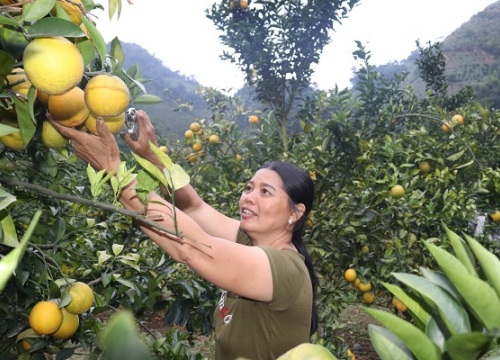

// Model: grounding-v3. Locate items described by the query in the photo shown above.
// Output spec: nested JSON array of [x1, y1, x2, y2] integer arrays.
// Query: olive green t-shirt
[[214, 230, 312, 360]]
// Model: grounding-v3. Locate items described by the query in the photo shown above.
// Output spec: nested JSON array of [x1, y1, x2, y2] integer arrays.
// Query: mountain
[[372, 1, 500, 108], [121, 42, 211, 140]]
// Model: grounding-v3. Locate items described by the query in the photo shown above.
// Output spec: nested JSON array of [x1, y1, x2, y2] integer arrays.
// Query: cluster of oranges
[[21, 282, 94, 350], [0, 1, 131, 151], [229, 0, 249, 11], [344, 268, 375, 305], [184, 121, 220, 163], [441, 114, 465, 134]]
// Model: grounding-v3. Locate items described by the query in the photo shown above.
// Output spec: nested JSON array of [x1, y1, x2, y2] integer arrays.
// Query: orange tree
[[206, 0, 361, 150]]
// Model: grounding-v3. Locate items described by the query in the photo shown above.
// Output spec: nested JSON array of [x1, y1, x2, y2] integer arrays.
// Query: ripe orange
[[23, 37, 84, 95], [441, 122, 453, 134], [389, 185, 405, 199], [52, 307, 80, 339], [392, 297, 407, 312], [239, 0, 248, 9], [29, 300, 63, 335], [184, 129, 194, 139], [6, 67, 31, 97], [159, 145, 168, 153], [65, 282, 94, 315], [451, 114, 464, 126], [188, 153, 198, 163], [358, 282, 372, 293], [192, 142, 202, 152], [209, 134, 220, 145], [344, 268, 357, 282], [21, 339, 32, 351], [362, 292, 375, 305], [235, 154, 242, 162], [48, 86, 90, 127], [189, 122, 201, 133], [0, 117, 26, 151], [84, 74, 130, 117], [42, 120, 67, 149], [489, 211, 500, 222], [84, 112, 125, 135], [248, 115, 259, 124]]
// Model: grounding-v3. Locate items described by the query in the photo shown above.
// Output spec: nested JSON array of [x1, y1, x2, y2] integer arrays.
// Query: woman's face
[[239, 168, 293, 240]]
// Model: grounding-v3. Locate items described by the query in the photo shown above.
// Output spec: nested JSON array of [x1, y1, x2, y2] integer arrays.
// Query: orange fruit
[[360, 245, 369, 254], [0, 117, 27, 151], [362, 292, 375, 305], [23, 37, 84, 95], [442, 122, 453, 134], [184, 129, 194, 139], [48, 86, 90, 127], [419, 161, 431, 173], [389, 185, 405, 199], [84, 112, 125, 135], [159, 145, 168, 153], [248, 115, 259, 124], [344, 268, 357, 282], [41, 120, 67, 149], [5, 67, 31, 97], [29, 300, 63, 335], [489, 211, 500, 222], [84, 74, 130, 117], [358, 282, 372, 293], [353, 278, 361, 288], [235, 154, 242, 162], [192, 142, 202, 152], [188, 153, 198, 163], [451, 114, 464, 126], [65, 282, 94, 315], [189, 122, 201, 133], [52, 307, 80, 339], [239, 0, 248, 9], [209, 134, 220, 144]]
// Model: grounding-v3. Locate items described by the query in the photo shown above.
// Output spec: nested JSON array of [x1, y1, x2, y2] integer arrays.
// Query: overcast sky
[[93, 0, 498, 91]]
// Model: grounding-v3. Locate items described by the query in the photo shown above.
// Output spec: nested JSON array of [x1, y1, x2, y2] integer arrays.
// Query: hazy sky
[[93, 0, 498, 91]]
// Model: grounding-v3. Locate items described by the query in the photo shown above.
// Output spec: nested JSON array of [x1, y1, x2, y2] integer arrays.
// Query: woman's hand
[[120, 110, 163, 168], [48, 113, 121, 174]]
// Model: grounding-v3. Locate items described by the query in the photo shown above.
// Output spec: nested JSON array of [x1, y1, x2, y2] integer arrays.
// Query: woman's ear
[[293, 203, 306, 222]]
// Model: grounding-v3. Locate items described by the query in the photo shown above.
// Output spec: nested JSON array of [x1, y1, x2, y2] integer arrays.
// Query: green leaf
[[81, 17, 107, 69], [168, 164, 190, 191], [1, 210, 19, 247], [383, 282, 430, 328], [26, 17, 86, 38], [426, 315, 446, 351], [446, 149, 465, 162], [368, 325, 414, 360], [464, 234, 500, 301], [445, 332, 494, 360], [134, 94, 164, 104], [364, 307, 441, 360], [420, 267, 460, 300], [110, 37, 125, 68], [0, 210, 41, 292], [443, 224, 477, 276], [424, 241, 500, 331], [392, 272, 471, 334], [0, 187, 16, 211], [22, 0, 55, 22], [132, 153, 169, 188]]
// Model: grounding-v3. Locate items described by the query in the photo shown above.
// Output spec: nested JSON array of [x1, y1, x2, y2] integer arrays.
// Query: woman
[[49, 110, 318, 359]]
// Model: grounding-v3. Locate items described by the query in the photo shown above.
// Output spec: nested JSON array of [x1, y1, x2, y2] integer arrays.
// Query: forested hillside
[[374, 1, 500, 108]]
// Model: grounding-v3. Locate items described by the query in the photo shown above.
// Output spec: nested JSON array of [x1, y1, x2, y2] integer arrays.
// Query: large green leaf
[[1, 210, 18, 247], [22, 0, 55, 22], [420, 267, 460, 300], [445, 332, 494, 360], [425, 315, 446, 351], [464, 234, 500, 301], [368, 324, 414, 360], [81, 16, 107, 69], [443, 224, 477, 276], [393, 272, 471, 334], [364, 307, 441, 360], [424, 241, 500, 331], [26, 17, 86, 38], [0, 210, 41, 292], [383, 282, 430, 329]]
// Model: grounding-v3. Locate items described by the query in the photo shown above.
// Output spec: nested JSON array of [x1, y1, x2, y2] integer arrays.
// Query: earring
[[288, 219, 293, 225]]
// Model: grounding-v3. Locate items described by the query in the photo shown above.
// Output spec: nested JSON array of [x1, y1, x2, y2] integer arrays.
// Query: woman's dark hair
[[259, 161, 319, 336]]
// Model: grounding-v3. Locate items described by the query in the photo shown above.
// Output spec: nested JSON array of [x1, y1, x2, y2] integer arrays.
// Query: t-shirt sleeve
[[260, 246, 308, 311]]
